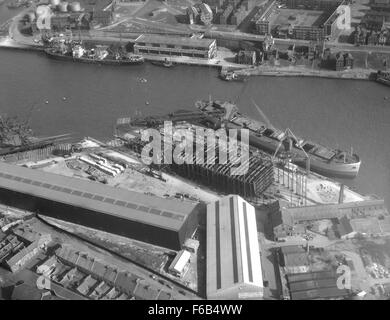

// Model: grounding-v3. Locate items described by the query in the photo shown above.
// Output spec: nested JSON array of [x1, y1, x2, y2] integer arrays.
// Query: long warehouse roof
[[0, 162, 199, 231], [207, 195, 263, 297]]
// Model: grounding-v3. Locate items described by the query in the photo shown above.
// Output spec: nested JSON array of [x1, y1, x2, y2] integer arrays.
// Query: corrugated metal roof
[[290, 286, 349, 300], [0, 162, 200, 231], [287, 271, 336, 283], [206, 195, 263, 298], [135, 34, 215, 48], [289, 278, 338, 293]]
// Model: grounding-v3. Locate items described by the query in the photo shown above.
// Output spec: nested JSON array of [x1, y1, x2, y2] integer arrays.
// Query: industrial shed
[[0, 162, 203, 250], [206, 195, 263, 300], [286, 271, 350, 300]]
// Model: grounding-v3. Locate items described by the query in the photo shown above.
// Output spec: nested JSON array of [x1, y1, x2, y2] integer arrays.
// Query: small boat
[[151, 58, 175, 68], [220, 71, 248, 82]]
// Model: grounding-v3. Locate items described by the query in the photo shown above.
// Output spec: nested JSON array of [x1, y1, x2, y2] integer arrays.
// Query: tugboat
[[44, 42, 144, 65], [151, 58, 175, 68], [220, 71, 248, 82], [376, 70, 390, 87]]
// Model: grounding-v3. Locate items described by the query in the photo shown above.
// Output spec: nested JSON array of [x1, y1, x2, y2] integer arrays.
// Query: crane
[[250, 100, 311, 206]]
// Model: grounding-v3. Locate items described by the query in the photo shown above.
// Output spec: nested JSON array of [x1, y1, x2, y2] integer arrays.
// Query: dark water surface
[[0, 48, 389, 205]]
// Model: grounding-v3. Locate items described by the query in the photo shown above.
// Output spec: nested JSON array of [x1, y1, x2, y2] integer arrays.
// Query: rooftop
[[207, 195, 263, 298], [279, 200, 388, 226], [134, 34, 216, 48], [0, 162, 202, 231], [290, 286, 349, 300]]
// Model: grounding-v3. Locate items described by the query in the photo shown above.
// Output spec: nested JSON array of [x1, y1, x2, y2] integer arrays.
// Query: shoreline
[[230, 65, 375, 82], [0, 36, 379, 83]]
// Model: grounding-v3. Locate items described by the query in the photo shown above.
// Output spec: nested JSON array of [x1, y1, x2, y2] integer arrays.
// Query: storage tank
[[50, 0, 60, 6], [69, 1, 81, 12], [58, 1, 68, 12]]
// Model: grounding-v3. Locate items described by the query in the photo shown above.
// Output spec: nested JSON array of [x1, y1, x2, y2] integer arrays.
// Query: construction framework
[[122, 123, 274, 201]]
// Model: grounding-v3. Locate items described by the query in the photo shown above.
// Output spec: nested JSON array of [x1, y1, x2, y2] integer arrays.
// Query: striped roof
[[0, 162, 199, 231], [206, 195, 263, 298]]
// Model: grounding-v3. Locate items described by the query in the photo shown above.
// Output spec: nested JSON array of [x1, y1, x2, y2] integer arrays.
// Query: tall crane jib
[[251, 100, 311, 207]]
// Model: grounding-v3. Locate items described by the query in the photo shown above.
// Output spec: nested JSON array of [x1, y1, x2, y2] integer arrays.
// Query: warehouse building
[[134, 35, 217, 59], [0, 162, 202, 250], [286, 271, 350, 300], [206, 195, 263, 300], [273, 199, 389, 240], [279, 245, 310, 274]]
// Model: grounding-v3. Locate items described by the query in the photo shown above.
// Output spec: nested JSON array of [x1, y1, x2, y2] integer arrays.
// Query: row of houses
[[27, 9, 114, 32], [0, 230, 52, 272], [55, 245, 172, 300], [355, 25, 390, 46], [253, 0, 345, 41]]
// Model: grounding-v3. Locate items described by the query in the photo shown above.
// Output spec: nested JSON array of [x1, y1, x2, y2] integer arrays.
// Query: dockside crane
[[251, 100, 310, 206]]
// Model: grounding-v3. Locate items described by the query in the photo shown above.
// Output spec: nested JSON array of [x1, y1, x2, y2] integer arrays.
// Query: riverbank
[[0, 29, 382, 84], [231, 65, 375, 81]]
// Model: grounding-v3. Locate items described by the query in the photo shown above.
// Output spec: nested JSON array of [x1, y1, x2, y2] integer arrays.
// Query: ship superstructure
[[195, 100, 361, 178]]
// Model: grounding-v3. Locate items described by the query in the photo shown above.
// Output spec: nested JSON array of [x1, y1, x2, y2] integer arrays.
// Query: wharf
[[0, 36, 42, 51], [0, 35, 376, 81], [234, 65, 374, 81]]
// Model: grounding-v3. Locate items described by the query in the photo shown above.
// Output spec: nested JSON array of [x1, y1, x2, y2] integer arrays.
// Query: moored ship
[[44, 42, 144, 65], [195, 100, 361, 179], [219, 71, 248, 82]]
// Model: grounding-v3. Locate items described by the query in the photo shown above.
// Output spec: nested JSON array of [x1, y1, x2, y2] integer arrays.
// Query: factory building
[[206, 195, 264, 300], [0, 162, 203, 250], [254, 0, 345, 40], [279, 245, 310, 274], [273, 199, 389, 240], [134, 35, 217, 59], [286, 271, 350, 300]]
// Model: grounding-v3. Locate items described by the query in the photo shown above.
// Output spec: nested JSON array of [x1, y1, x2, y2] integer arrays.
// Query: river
[[0, 42, 389, 206]]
